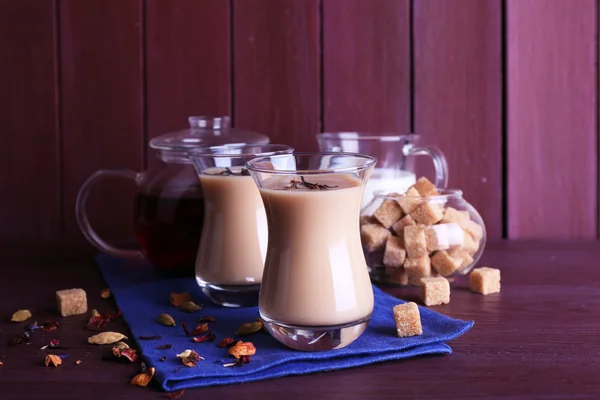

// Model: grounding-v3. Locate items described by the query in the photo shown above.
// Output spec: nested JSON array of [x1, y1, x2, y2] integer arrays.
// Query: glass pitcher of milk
[[316, 132, 448, 209]]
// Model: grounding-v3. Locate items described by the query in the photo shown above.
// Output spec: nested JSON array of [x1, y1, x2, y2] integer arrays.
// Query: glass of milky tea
[[188, 144, 293, 307], [246, 152, 377, 351]]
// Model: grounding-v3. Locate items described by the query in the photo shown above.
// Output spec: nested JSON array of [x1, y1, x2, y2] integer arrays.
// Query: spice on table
[[119, 348, 139, 363], [166, 389, 185, 399], [41, 321, 60, 331], [155, 343, 172, 350], [192, 332, 215, 342], [75, 360, 82, 365], [228, 341, 256, 359], [88, 331, 127, 345], [180, 301, 202, 313], [157, 313, 176, 327], [138, 335, 162, 340], [45, 354, 62, 367], [100, 288, 111, 299], [169, 292, 192, 307], [176, 350, 203, 367], [235, 320, 263, 335], [11, 309, 32, 322], [198, 316, 216, 323], [130, 367, 155, 387], [190, 323, 209, 336], [217, 337, 236, 348], [86, 314, 110, 331]]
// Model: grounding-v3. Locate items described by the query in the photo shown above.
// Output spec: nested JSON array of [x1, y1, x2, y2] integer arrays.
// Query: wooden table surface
[[0, 240, 599, 399]]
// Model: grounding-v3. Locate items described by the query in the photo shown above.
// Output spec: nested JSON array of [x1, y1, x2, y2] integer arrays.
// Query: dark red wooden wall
[[1, 0, 598, 244]]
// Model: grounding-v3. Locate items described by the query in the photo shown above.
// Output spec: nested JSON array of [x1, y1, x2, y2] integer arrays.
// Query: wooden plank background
[[0, 0, 598, 243]]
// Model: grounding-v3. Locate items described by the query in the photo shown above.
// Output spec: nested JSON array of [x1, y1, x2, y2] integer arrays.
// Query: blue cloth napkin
[[96, 254, 473, 391]]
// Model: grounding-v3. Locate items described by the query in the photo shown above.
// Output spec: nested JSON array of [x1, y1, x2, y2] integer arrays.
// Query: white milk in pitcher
[[362, 168, 416, 209]]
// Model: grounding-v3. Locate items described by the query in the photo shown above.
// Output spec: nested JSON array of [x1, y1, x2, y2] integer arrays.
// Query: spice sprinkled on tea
[[284, 176, 339, 190]]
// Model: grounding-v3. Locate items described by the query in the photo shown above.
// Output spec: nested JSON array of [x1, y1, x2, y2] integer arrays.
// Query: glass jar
[[360, 189, 486, 286], [76, 116, 270, 275]]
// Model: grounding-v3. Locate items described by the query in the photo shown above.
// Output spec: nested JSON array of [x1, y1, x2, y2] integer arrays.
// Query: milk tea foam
[[195, 167, 267, 285], [258, 174, 374, 326]]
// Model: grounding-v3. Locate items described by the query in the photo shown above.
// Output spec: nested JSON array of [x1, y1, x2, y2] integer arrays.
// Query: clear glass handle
[[75, 169, 143, 259], [404, 145, 449, 188]]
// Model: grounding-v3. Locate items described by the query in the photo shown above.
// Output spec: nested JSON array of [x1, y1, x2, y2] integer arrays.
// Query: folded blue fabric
[[96, 254, 473, 391]]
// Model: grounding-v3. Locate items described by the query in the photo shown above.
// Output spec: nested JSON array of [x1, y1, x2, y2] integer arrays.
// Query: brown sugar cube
[[410, 202, 444, 225], [463, 230, 479, 255], [431, 250, 461, 277], [425, 226, 444, 253], [441, 207, 470, 225], [385, 266, 409, 286], [462, 220, 484, 242], [447, 247, 474, 272], [393, 302, 423, 337], [403, 256, 432, 285], [56, 288, 88, 317], [411, 177, 439, 197], [361, 223, 391, 252], [373, 199, 403, 228], [396, 187, 424, 214], [420, 277, 450, 306], [392, 214, 416, 237], [404, 225, 427, 259], [360, 215, 378, 226], [383, 236, 406, 267], [470, 267, 501, 295]]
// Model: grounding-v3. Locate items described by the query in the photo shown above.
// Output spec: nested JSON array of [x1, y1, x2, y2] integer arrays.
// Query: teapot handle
[[75, 169, 143, 259], [403, 145, 449, 189]]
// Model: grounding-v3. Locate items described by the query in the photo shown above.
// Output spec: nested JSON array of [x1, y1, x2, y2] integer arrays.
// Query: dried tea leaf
[[190, 323, 209, 336], [157, 313, 176, 327], [228, 341, 256, 359], [166, 389, 185, 399], [180, 301, 202, 313], [45, 354, 62, 367], [169, 292, 191, 307], [217, 337, 236, 348], [130, 367, 155, 387], [88, 331, 128, 345], [100, 288, 111, 299], [11, 309, 32, 322], [235, 321, 263, 335], [91, 309, 101, 317], [176, 350, 203, 367]]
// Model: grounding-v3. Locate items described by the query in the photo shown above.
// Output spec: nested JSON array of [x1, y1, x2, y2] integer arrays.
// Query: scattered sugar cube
[[441, 207, 470, 225], [383, 236, 406, 267], [360, 223, 391, 252], [431, 250, 461, 276], [404, 225, 427, 258], [420, 277, 450, 306], [56, 288, 88, 317], [373, 199, 403, 228], [396, 187, 424, 214], [393, 302, 422, 337], [392, 214, 416, 237], [411, 177, 439, 197], [404, 256, 432, 285], [410, 202, 444, 225], [426, 225, 450, 252], [462, 219, 483, 242], [470, 267, 501, 295], [385, 266, 409, 286]]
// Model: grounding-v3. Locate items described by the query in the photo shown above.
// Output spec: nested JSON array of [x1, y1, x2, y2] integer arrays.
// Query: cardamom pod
[[235, 321, 263, 335], [114, 341, 129, 350], [88, 331, 128, 345], [10, 309, 32, 322], [91, 309, 101, 317], [157, 313, 176, 327], [180, 301, 202, 313]]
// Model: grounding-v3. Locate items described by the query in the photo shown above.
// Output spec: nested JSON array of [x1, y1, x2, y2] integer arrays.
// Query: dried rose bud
[[130, 367, 155, 387], [228, 341, 256, 359]]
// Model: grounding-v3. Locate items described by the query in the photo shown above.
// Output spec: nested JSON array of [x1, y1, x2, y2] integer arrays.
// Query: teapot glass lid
[[149, 116, 270, 151]]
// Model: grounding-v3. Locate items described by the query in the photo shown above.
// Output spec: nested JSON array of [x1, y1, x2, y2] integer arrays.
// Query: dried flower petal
[[91, 309, 101, 317], [192, 332, 216, 343], [41, 321, 60, 331], [176, 350, 203, 367], [104, 309, 122, 320], [138, 335, 161, 340], [130, 367, 155, 387], [155, 343, 172, 350], [0, 361, 3, 366], [100, 288, 111, 299], [120, 348, 139, 363], [228, 341, 256, 359], [217, 338, 236, 348], [181, 321, 191, 336], [198, 316, 216, 323], [157, 313, 176, 327], [45, 354, 62, 367], [169, 292, 192, 307], [166, 389, 185, 399], [190, 323, 208, 336], [11, 309, 32, 322], [180, 301, 202, 313], [86, 315, 110, 331], [75, 360, 82, 365], [235, 321, 263, 335], [88, 331, 128, 345]]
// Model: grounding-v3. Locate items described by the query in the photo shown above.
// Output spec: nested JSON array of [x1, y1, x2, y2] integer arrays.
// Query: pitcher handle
[[75, 169, 143, 259], [404, 145, 449, 189]]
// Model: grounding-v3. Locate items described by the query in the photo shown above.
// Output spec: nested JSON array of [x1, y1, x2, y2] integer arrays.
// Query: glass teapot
[[76, 116, 270, 274]]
